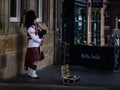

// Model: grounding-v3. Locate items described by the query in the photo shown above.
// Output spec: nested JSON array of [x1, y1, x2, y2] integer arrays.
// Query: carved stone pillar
[[101, 0, 107, 46], [0, 0, 9, 34], [87, 0, 92, 45]]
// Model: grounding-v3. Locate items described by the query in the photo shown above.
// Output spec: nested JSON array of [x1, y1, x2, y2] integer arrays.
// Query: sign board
[[69, 45, 115, 70]]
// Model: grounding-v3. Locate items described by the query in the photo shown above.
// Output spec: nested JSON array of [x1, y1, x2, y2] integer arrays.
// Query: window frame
[[36, 0, 43, 22], [10, 0, 21, 22]]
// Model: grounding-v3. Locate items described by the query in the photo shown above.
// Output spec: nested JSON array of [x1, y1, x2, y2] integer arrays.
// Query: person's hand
[[41, 36, 46, 44], [43, 35, 47, 41], [40, 38, 43, 45]]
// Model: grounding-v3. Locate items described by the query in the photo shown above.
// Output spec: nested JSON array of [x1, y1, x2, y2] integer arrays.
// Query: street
[[0, 65, 120, 90]]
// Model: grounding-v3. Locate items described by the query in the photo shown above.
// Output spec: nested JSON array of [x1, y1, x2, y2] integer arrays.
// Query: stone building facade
[[0, 0, 119, 80], [0, 0, 55, 79]]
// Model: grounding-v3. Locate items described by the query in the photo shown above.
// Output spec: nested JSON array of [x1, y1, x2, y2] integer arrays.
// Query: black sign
[[92, 0, 103, 8], [69, 45, 115, 70]]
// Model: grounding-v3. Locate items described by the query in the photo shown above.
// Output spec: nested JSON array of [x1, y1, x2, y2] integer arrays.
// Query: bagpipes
[[36, 23, 47, 38], [36, 23, 47, 60]]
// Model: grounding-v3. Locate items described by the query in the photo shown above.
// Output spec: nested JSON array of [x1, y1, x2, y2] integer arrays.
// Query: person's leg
[[28, 48, 40, 78], [28, 61, 39, 78], [117, 46, 120, 66]]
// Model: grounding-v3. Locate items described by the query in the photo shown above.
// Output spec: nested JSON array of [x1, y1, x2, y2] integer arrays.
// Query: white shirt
[[27, 26, 42, 48], [115, 38, 120, 46]]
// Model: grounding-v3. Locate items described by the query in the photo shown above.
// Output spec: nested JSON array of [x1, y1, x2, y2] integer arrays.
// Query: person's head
[[25, 10, 36, 29]]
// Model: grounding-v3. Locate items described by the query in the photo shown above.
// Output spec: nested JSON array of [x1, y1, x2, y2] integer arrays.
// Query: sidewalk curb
[[0, 82, 110, 90]]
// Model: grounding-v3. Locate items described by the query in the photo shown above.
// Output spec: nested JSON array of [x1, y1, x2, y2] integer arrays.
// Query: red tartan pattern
[[24, 47, 40, 71]]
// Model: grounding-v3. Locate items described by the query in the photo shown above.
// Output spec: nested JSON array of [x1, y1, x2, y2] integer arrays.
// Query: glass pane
[[10, 0, 17, 17], [36, 0, 39, 18], [91, 9, 101, 45], [74, 4, 87, 45]]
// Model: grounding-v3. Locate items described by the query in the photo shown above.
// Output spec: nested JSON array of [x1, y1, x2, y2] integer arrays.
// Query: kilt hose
[[24, 47, 40, 71]]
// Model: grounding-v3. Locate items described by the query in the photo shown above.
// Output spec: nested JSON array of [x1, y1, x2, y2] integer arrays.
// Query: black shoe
[[27, 75, 39, 79], [32, 76, 39, 79]]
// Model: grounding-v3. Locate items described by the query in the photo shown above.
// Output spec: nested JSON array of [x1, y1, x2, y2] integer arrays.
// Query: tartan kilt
[[24, 47, 40, 71]]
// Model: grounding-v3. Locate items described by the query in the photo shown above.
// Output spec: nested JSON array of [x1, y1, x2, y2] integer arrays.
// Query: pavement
[[0, 65, 120, 90]]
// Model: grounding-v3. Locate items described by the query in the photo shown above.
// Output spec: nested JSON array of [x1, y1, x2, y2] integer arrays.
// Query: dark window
[[10, 0, 17, 17]]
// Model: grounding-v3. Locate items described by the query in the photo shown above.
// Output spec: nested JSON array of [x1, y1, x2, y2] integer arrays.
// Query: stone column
[[100, 0, 107, 46], [0, 0, 9, 34], [115, 17, 118, 29], [87, 0, 92, 45]]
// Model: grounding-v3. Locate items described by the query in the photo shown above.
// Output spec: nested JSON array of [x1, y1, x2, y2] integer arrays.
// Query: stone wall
[[0, 0, 54, 79]]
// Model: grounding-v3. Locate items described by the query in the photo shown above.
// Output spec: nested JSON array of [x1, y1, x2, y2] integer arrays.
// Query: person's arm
[[28, 27, 42, 43]]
